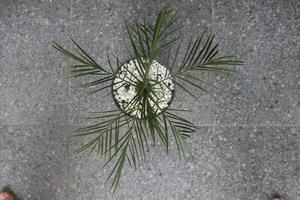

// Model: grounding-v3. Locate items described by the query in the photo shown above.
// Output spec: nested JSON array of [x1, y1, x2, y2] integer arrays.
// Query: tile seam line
[[1, 124, 300, 128], [212, 124, 300, 127], [66, 0, 73, 199], [65, 125, 300, 130], [211, 0, 216, 199]]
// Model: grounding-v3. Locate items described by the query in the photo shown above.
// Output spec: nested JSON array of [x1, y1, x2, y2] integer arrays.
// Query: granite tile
[[213, 126, 252, 200], [213, 126, 300, 199], [0, 125, 70, 200], [0, 0, 70, 125], [72, 0, 138, 22], [0, 1, 17, 26], [69, 0, 212, 66], [248, 127, 287, 199], [168, 69, 216, 126], [212, 0, 300, 126], [69, 127, 215, 200], [68, 0, 213, 126], [67, 17, 125, 125], [71, 0, 211, 29], [169, 100, 215, 126], [0, 0, 70, 24]]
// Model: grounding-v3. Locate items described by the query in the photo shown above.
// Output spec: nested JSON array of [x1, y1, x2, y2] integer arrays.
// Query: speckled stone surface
[[0, 126, 69, 200], [0, 0, 299, 200], [212, 0, 300, 126]]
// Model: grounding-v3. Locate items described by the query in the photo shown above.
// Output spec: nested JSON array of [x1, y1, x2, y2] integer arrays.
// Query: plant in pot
[[52, 5, 243, 192]]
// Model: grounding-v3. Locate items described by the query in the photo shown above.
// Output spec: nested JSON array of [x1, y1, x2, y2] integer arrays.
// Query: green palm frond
[[125, 5, 181, 70], [52, 5, 243, 192], [169, 34, 244, 98], [52, 39, 115, 94]]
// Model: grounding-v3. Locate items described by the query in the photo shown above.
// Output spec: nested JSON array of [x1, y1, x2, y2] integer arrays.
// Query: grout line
[[208, 124, 300, 128], [66, 0, 73, 199], [212, 125, 216, 200], [68, 0, 74, 127], [211, 0, 216, 132], [211, 0, 216, 199], [211, 0, 214, 24], [1, 124, 300, 128]]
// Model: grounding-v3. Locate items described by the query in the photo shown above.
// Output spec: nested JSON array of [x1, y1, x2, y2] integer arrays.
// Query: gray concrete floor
[[0, 0, 299, 199]]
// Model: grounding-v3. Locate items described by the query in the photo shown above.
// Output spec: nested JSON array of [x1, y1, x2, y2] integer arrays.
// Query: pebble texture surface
[[0, 0, 299, 199]]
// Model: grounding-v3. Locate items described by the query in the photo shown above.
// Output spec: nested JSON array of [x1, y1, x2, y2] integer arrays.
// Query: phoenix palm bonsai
[[52, 6, 243, 192]]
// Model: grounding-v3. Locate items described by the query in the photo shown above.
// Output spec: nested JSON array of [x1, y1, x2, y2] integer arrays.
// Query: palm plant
[[52, 5, 243, 192]]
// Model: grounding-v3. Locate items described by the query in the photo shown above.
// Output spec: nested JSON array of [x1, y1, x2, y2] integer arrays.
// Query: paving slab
[[0, 0, 70, 126], [68, 0, 214, 126], [0, 125, 70, 200], [69, 127, 216, 200], [212, 0, 300, 126], [213, 126, 300, 200]]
